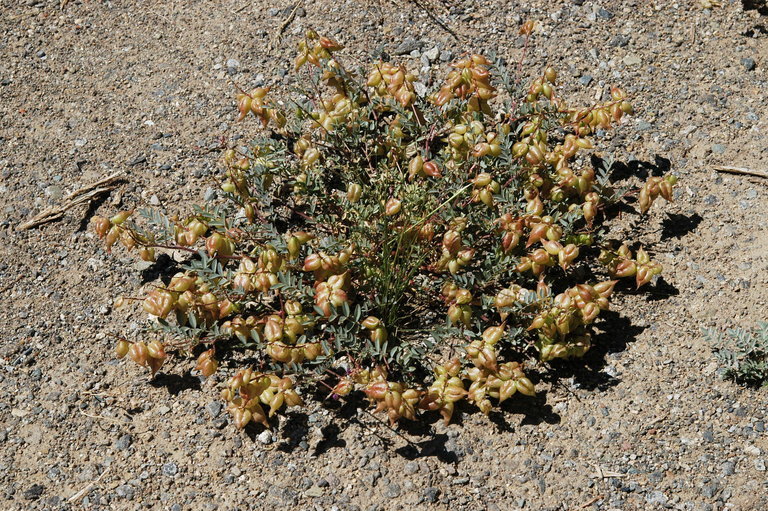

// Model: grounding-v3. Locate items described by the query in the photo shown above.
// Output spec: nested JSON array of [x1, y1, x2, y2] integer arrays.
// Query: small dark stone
[[129, 154, 147, 166], [741, 57, 756, 71], [721, 461, 735, 476], [597, 8, 614, 19], [317, 479, 330, 488], [703, 429, 715, 443], [579, 75, 593, 86], [755, 421, 764, 432], [610, 35, 630, 47], [702, 483, 719, 498], [424, 487, 440, 503], [393, 37, 423, 56], [24, 484, 45, 501]]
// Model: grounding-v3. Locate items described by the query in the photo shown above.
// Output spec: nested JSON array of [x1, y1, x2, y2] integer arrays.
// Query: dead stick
[[272, 3, 302, 49], [16, 173, 124, 231], [713, 165, 768, 179], [68, 465, 111, 503], [66, 171, 124, 201], [577, 495, 604, 509]]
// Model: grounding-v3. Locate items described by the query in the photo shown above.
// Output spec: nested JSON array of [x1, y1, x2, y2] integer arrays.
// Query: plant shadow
[[742, 0, 768, 16], [149, 371, 202, 395], [541, 309, 646, 392], [140, 253, 182, 285], [661, 212, 703, 240]]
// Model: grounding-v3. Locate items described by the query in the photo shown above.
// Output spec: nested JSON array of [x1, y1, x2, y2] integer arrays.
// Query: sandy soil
[[1, 1, 768, 510]]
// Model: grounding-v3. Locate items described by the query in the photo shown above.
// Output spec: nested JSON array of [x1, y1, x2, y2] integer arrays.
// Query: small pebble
[[162, 462, 178, 477], [741, 57, 756, 71], [258, 430, 273, 445]]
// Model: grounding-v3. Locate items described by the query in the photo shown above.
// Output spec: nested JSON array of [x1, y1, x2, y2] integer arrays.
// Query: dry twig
[[271, 3, 303, 49], [575, 495, 604, 509], [16, 172, 124, 231], [68, 465, 111, 503], [713, 165, 768, 180]]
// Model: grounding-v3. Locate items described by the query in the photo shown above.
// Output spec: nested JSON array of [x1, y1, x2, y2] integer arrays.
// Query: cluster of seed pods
[[529, 281, 616, 361], [600, 244, 663, 289], [432, 54, 496, 114], [367, 62, 418, 108], [221, 369, 303, 429]]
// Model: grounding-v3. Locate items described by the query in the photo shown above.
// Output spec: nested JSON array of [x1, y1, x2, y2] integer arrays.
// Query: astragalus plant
[[93, 28, 676, 429]]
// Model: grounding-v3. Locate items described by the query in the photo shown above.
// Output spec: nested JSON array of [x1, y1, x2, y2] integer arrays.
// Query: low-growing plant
[[705, 322, 768, 387], [93, 28, 676, 429]]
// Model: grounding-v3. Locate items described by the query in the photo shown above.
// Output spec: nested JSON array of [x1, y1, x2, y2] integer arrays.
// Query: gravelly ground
[[1, 0, 768, 510]]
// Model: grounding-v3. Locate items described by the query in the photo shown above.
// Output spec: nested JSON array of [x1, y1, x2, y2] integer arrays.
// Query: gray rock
[[115, 433, 133, 450], [44, 185, 62, 200], [711, 144, 726, 154], [204, 187, 217, 201], [623, 54, 642, 66], [597, 8, 614, 19], [206, 401, 222, 418], [610, 35, 630, 47], [393, 37, 423, 56], [424, 46, 439, 63], [424, 487, 440, 503], [23, 484, 44, 501], [129, 154, 147, 166], [702, 483, 719, 498], [305, 486, 323, 497], [741, 57, 756, 71], [720, 461, 735, 476], [162, 462, 178, 476], [226, 58, 240, 69], [579, 75, 593, 86], [383, 483, 401, 498], [116, 484, 135, 499], [258, 430, 273, 445], [404, 461, 419, 475], [645, 491, 668, 506], [637, 120, 652, 131], [440, 50, 453, 62]]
